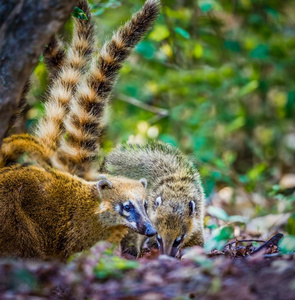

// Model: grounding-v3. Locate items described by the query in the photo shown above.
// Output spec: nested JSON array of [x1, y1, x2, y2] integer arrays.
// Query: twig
[[224, 239, 265, 249], [118, 94, 169, 116], [251, 233, 284, 255]]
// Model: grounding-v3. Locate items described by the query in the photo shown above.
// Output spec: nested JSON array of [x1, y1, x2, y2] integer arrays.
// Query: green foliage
[[94, 256, 138, 279], [207, 206, 248, 223], [279, 235, 295, 254], [204, 225, 234, 252], [72, 7, 88, 20]]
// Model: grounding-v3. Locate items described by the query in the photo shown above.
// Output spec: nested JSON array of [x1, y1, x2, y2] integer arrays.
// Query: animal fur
[[0, 164, 154, 261], [35, 0, 95, 153], [105, 142, 205, 257], [43, 35, 66, 81]]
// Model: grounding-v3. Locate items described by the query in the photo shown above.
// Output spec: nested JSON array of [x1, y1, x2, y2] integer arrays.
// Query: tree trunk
[[0, 0, 77, 144]]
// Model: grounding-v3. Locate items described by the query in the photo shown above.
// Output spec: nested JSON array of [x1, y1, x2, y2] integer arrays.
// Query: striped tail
[[58, 0, 161, 178], [35, 0, 95, 153], [0, 134, 52, 168], [43, 35, 66, 81]]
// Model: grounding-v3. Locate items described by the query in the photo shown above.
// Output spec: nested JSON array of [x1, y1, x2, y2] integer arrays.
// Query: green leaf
[[225, 116, 245, 133], [207, 206, 229, 221], [149, 25, 170, 42], [193, 43, 203, 58], [279, 235, 295, 254], [238, 80, 259, 97], [204, 226, 234, 252], [199, 1, 213, 12], [250, 44, 269, 59], [175, 27, 190, 39], [72, 6, 88, 20], [224, 40, 241, 52], [228, 215, 248, 223], [93, 8, 105, 16], [215, 226, 234, 241], [159, 134, 178, 147], [286, 215, 295, 235], [136, 41, 155, 59]]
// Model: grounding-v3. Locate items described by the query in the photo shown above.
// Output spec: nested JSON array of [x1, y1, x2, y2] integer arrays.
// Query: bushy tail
[[43, 35, 66, 81], [58, 0, 161, 178], [35, 0, 95, 152], [0, 134, 52, 168]]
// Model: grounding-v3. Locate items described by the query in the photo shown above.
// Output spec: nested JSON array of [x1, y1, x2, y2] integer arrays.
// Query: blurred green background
[[26, 0, 295, 218]]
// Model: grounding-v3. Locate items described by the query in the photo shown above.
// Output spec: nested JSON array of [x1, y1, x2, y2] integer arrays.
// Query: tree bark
[[0, 0, 77, 144]]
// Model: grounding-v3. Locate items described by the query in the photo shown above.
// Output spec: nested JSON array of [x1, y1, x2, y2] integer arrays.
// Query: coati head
[[148, 176, 204, 257], [96, 175, 157, 237]]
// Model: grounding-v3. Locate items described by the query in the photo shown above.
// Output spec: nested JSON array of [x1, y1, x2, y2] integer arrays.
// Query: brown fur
[[43, 35, 66, 80], [0, 164, 153, 261], [0, 133, 52, 168]]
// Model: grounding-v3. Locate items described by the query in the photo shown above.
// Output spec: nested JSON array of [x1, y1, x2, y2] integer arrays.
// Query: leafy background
[[25, 0, 295, 245]]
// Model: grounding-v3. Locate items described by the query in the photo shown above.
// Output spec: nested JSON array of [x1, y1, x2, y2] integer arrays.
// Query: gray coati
[[105, 142, 205, 257], [0, 164, 156, 261]]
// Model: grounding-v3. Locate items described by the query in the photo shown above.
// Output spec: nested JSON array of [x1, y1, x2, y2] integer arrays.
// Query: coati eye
[[172, 236, 183, 248], [123, 204, 131, 211], [154, 196, 162, 209], [144, 201, 148, 211], [189, 200, 196, 216]]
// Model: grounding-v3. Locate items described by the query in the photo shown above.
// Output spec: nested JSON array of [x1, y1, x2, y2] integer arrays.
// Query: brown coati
[[105, 142, 205, 257], [0, 0, 159, 260], [0, 164, 156, 261]]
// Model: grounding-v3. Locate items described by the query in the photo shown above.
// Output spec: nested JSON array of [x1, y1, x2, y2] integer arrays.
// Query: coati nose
[[145, 223, 157, 237]]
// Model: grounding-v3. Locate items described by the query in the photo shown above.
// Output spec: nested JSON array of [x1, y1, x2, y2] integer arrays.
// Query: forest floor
[[0, 239, 294, 300], [0, 187, 294, 299]]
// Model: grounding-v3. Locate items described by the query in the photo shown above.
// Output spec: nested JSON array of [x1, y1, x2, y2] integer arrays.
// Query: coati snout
[[152, 196, 200, 257], [98, 176, 157, 238]]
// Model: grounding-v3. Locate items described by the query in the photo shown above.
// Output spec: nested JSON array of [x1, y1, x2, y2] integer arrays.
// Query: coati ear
[[189, 200, 196, 216], [139, 178, 147, 189], [154, 196, 162, 209], [97, 177, 113, 193]]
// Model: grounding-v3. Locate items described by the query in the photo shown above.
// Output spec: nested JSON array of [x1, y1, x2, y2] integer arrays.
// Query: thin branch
[[250, 233, 283, 255], [223, 239, 266, 249], [118, 94, 169, 116]]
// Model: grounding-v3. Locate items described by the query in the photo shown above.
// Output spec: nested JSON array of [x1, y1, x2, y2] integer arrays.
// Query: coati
[[0, 0, 159, 260], [1, 0, 205, 257], [0, 163, 156, 261], [105, 142, 205, 257]]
